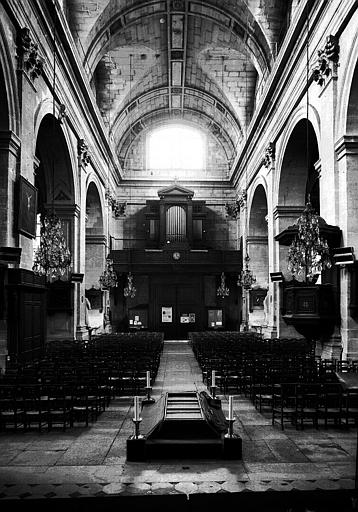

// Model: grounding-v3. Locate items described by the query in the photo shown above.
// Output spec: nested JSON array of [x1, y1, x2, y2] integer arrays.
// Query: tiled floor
[[0, 340, 357, 511]]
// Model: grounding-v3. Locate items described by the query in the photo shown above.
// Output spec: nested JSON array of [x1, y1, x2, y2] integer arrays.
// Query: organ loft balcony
[[109, 185, 242, 275]]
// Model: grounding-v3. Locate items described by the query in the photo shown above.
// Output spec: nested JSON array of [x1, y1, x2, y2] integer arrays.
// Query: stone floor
[[0, 340, 357, 511]]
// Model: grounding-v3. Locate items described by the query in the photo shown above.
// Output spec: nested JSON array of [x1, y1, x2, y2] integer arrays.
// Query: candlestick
[[212, 370, 215, 388], [146, 370, 150, 388], [134, 396, 140, 421], [228, 396, 234, 421]]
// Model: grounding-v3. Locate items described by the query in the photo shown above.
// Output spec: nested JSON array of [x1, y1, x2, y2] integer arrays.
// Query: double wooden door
[[150, 275, 204, 339]]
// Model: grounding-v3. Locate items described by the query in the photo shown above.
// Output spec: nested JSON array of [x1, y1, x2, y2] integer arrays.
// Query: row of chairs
[[2, 333, 164, 397], [0, 383, 107, 432], [270, 382, 358, 430]]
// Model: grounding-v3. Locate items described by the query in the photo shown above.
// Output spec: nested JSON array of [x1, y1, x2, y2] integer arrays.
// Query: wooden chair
[[272, 383, 298, 430]]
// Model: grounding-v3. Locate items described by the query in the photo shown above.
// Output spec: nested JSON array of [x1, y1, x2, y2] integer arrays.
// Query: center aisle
[[152, 340, 206, 395]]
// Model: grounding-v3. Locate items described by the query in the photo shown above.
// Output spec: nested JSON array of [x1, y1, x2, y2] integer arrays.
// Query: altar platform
[[0, 341, 356, 511]]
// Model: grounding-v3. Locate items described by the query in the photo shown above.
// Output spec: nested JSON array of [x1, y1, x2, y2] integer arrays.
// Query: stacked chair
[[0, 332, 163, 432]]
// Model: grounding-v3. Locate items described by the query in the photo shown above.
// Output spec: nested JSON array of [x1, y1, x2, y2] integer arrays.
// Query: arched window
[[147, 124, 206, 172]]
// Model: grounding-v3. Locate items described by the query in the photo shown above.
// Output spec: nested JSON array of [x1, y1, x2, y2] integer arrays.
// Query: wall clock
[[172, 251, 181, 260]]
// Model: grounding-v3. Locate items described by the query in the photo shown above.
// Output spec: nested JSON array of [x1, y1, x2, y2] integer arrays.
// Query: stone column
[[335, 136, 358, 358], [0, 131, 21, 370], [238, 190, 248, 331], [76, 139, 91, 340], [16, 27, 44, 270], [263, 143, 277, 338]]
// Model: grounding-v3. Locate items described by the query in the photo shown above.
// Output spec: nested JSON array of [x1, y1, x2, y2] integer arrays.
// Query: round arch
[[0, 19, 19, 133], [248, 183, 268, 237], [85, 181, 105, 236], [274, 104, 321, 203], [276, 116, 320, 213], [336, 30, 358, 136], [34, 100, 79, 206], [247, 182, 269, 328], [35, 114, 75, 211]]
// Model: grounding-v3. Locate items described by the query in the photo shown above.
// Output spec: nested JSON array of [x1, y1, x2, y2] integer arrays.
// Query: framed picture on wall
[[17, 176, 38, 239]]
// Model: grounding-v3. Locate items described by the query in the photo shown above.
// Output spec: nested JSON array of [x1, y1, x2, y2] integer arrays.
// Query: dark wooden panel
[[7, 269, 46, 361]]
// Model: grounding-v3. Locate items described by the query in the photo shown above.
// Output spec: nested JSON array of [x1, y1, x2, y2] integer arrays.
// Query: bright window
[[147, 125, 206, 171]]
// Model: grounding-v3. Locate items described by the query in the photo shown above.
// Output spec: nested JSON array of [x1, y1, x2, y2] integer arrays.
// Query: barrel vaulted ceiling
[[65, 0, 290, 176]]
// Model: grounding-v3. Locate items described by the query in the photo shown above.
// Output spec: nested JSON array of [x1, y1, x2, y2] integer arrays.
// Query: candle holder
[[132, 417, 143, 439], [127, 418, 146, 461], [142, 386, 155, 405], [210, 385, 217, 399], [225, 416, 236, 438]]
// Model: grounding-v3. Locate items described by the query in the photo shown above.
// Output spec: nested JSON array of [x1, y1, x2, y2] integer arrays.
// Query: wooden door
[[150, 275, 203, 339]]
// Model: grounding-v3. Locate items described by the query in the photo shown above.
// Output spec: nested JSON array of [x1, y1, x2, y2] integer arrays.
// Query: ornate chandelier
[[99, 257, 118, 288], [237, 254, 256, 289], [124, 272, 136, 298], [33, 213, 71, 280], [287, 201, 332, 283], [217, 272, 229, 298]]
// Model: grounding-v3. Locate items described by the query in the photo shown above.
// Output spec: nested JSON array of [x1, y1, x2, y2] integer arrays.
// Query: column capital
[[247, 235, 268, 245], [238, 189, 247, 209], [16, 27, 44, 81], [335, 135, 358, 161], [263, 142, 275, 169], [0, 130, 21, 156], [85, 234, 107, 245], [312, 34, 339, 87], [273, 205, 304, 221], [225, 201, 240, 220], [77, 138, 91, 167], [44, 203, 80, 218]]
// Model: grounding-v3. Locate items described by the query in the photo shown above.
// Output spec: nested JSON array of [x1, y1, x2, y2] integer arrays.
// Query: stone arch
[[85, 180, 107, 332], [86, 181, 105, 237], [35, 114, 75, 212], [0, 19, 19, 133], [346, 61, 358, 135], [336, 30, 358, 136], [248, 183, 268, 238], [335, 44, 358, 359], [34, 113, 77, 340], [34, 100, 79, 205], [246, 182, 269, 329], [275, 105, 321, 205], [277, 118, 320, 212]]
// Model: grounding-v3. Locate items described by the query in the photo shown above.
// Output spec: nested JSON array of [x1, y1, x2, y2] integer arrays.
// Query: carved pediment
[[158, 184, 194, 199]]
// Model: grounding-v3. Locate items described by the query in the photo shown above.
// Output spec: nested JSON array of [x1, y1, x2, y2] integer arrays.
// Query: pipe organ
[[146, 185, 206, 249]]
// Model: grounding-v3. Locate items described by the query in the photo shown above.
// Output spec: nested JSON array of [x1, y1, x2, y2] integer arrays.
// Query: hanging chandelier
[[237, 254, 256, 290], [217, 272, 229, 298], [33, 213, 71, 280], [287, 201, 332, 283], [99, 257, 118, 288], [124, 272, 136, 298]]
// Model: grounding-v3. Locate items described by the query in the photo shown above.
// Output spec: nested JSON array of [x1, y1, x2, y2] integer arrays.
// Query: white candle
[[134, 396, 140, 421], [146, 370, 150, 388], [228, 396, 234, 420], [212, 370, 216, 387]]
